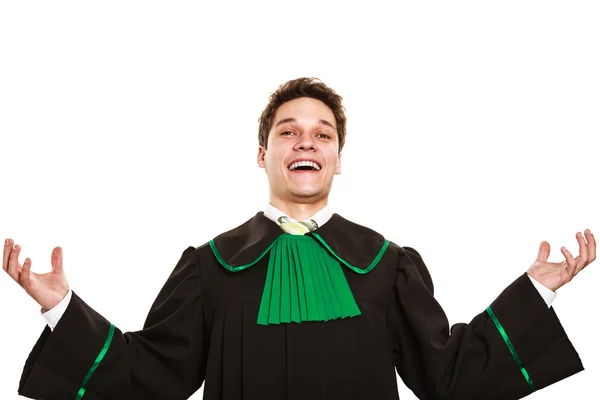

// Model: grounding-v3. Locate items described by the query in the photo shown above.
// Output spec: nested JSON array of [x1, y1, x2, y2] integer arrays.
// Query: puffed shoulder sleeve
[[18, 246, 209, 400], [388, 246, 584, 400]]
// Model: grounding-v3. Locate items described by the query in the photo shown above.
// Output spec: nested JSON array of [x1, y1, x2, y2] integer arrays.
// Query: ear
[[257, 146, 267, 168], [335, 152, 342, 174]]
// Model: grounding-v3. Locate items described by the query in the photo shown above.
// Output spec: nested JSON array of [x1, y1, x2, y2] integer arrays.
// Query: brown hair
[[258, 77, 347, 153]]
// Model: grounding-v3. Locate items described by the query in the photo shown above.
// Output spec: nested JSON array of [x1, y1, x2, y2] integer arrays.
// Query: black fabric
[[20, 247, 207, 400], [211, 212, 283, 267], [18, 213, 583, 399], [212, 212, 386, 270]]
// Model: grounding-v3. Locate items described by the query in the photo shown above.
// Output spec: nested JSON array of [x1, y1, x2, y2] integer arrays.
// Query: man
[[3, 77, 596, 399]]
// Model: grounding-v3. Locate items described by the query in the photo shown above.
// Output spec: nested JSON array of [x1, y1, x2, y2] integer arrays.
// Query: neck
[[269, 198, 328, 221]]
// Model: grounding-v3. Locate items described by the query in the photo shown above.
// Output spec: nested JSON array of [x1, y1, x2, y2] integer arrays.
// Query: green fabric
[[257, 234, 361, 325], [486, 306, 536, 392], [210, 229, 389, 325], [210, 233, 388, 275], [75, 323, 115, 399], [312, 232, 389, 274], [209, 234, 287, 272]]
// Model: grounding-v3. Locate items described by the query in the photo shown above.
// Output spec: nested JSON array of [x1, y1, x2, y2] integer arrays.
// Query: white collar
[[264, 203, 333, 229]]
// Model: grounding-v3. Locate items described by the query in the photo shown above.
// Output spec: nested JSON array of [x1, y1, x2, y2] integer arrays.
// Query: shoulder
[[386, 241, 434, 294]]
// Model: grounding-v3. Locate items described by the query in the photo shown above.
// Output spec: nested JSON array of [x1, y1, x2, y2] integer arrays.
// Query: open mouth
[[288, 160, 321, 171]]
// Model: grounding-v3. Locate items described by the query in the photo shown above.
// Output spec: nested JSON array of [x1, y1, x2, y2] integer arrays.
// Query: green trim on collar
[[210, 213, 387, 272], [209, 215, 390, 325], [312, 232, 389, 275], [210, 232, 389, 274], [209, 233, 288, 272]]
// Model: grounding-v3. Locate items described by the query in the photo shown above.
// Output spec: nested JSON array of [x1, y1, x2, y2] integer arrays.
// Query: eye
[[317, 133, 330, 139], [281, 131, 294, 136]]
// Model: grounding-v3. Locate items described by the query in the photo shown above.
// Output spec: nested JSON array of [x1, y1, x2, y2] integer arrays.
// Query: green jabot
[[209, 227, 389, 326], [257, 234, 361, 325]]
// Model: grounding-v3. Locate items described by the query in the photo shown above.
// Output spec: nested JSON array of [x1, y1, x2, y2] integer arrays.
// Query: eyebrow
[[274, 117, 336, 130]]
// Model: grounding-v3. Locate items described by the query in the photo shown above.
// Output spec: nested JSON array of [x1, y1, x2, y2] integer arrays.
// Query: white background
[[1, 1, 598, 399]]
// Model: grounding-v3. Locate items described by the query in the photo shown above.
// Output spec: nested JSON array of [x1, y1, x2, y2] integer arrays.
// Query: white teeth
[[288, 161, 321, 171]]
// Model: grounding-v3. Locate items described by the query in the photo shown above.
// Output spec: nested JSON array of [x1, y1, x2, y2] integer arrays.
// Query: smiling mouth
[[288, 161, 321, 171]]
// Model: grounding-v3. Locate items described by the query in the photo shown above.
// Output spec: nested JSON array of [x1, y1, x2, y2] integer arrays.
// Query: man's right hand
[[3, 238, 70, 312]]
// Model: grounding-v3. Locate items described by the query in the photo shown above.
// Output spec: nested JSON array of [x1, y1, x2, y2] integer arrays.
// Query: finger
[[535, 241, 551, 263], [7, 244, 23, 282], [51, 246, 63, 275], [584, 229, 596, 263], [574, 232, 589, 275], [3, 238, 13, 272], [18, 257, 33, 289], [561, 246, 578, 276]]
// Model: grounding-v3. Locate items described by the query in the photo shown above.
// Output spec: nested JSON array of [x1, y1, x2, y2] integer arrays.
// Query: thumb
[[51, 246, 64, 275], [535, 241, 551, 263]]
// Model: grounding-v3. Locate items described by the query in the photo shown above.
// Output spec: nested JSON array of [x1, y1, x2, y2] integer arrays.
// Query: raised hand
[[3, 238, 70, 312], [527, 229, 596, 292]]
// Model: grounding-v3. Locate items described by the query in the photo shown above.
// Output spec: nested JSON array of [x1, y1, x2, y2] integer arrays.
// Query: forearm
[[393, 247, 583, 399], [21, 291, 206, 400]]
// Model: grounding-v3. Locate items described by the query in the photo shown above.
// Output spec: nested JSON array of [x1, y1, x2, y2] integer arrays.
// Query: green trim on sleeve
[[75, 323, 115, 400], [486, 306, 536, 392]]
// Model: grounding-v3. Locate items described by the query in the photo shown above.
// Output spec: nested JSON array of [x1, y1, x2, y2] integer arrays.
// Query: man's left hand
[[528, 229, 596, 292]]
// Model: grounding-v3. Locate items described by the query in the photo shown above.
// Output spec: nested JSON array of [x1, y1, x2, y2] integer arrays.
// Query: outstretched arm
[[4, 240, 208, 400], [390, 228, 595, 399]]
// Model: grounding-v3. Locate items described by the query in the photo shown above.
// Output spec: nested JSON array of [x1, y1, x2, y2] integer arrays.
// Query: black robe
[[18, 212, 584, 400]]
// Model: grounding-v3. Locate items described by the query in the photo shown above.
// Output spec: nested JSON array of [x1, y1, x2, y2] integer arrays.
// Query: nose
[[294, 132, 316, 152]]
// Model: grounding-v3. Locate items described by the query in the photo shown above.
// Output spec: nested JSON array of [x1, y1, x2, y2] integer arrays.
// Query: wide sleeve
[[18, 246, 209, 400], [388, 246, 584, 400]]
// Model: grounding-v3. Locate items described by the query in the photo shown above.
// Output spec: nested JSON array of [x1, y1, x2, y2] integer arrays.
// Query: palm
[[25, 269, 69, 312], [528, 259, 572, 292]]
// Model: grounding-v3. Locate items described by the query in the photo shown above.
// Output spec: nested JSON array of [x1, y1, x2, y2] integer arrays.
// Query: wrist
[[40, 284, 70, 312]]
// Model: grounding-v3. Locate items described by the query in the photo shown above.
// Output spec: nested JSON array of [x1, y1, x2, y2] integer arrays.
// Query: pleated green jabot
[[209, 231, 390, 326], [257, 234, 361, 325]]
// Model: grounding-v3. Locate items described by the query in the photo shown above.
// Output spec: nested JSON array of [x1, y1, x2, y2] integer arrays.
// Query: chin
[[290, 187, 324, 199]]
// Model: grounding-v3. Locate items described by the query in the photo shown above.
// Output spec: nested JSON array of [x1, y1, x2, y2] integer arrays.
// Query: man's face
[[257, 97, 342, 205]]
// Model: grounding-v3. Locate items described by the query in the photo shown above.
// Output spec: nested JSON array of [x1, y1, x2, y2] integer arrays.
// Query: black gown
[[18, 212, 584, 400]]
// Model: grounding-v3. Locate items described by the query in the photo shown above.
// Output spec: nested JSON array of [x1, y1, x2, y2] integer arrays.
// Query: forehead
[[272, 97, 336, 129]]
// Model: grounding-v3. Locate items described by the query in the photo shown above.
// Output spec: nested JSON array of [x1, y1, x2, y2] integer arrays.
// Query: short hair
[[258, 77, 347, 153]]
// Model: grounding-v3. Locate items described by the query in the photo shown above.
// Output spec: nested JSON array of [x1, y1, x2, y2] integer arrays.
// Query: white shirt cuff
[[42, 289, 72, 331], [527, 275, 556, 308]]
